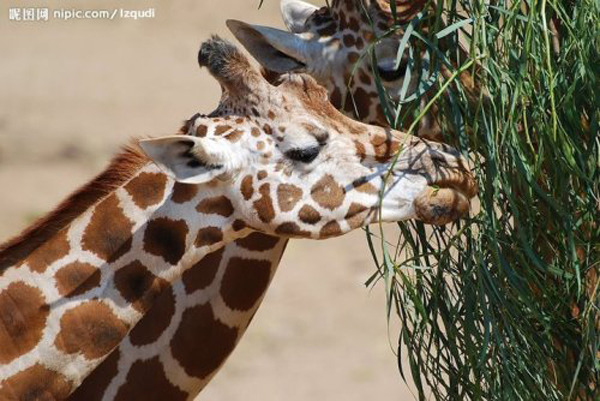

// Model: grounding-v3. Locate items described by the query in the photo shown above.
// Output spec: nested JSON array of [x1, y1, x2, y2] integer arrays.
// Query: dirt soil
[[0, 1, 415, 399]]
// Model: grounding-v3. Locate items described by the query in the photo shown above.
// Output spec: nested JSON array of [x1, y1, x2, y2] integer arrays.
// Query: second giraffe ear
[[280, 0, 319, 33], [139, 136, 234, 184], [227, 19, 310, 74]]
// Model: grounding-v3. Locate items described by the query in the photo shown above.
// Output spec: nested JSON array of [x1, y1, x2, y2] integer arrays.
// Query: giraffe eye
[[285, 146, 321, 163], [377, 63, 407, 82], [376, 53, 410, 83]]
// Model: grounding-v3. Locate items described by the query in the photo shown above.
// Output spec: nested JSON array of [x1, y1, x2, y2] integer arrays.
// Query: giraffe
[[232, 3, 600, 399], [0, 36, 476, 400], [227, 0, 481, 142]]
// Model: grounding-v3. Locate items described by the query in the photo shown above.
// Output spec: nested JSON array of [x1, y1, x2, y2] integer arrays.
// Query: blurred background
[[0, 1, 414, 399]]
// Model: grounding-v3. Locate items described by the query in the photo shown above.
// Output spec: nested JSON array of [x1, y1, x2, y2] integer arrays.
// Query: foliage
[[366, 1, 600, 400]]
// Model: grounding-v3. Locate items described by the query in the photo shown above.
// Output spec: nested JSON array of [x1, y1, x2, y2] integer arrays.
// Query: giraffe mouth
[[414, 163, 478, 226], [387, 140, 478, 225]]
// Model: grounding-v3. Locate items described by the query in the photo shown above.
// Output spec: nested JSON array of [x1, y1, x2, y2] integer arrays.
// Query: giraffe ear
[[227, 19, 309, 74], [280, 0, 319, 33], [139, 136, 232, 184]]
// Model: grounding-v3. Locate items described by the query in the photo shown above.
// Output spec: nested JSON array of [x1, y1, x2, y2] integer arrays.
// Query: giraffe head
[[227, 0, 429, 129], [141, 36, 476, 235]]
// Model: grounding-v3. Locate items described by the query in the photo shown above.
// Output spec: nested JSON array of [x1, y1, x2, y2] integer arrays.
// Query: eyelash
[[285, 146, 321, 163]]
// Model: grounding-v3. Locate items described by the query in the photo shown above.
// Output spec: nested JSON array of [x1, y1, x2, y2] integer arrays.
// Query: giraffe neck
[[0, 160, 251, 399], [70, 235, 289, 401]]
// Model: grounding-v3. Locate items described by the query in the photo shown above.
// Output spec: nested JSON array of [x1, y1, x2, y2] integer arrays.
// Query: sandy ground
[[0, 1, 415, 399]]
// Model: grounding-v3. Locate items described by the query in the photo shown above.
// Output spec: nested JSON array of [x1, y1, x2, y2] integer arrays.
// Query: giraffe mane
[[0, 143, 150, 271]]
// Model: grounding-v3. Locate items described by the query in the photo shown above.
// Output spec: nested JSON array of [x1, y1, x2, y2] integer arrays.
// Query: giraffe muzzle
[[401, 140, 478, 225]]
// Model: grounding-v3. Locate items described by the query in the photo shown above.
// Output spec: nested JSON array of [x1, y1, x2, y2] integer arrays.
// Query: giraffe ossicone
[[0, 36, 475, 400]]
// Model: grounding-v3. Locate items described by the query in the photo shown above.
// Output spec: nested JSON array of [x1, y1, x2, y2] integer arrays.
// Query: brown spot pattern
[[55, 262, 101, 298], [82, 193, 133, 263], [114, 357, 186, 401], [170, 303, 238, 379], [253, 183, 275, 223], [277, 184, 303, 212], [257, 170, 268, 180], [114, 260, 168, 313], [354, 140, 367, 161], [350, 16, 361, 31], [235, 232, 280, 252], [263, 124, 273, 135], [275, 222, 310, 237], [320, 221, 343, 238], [232, 219, 246, 232], [171, 182, 198, 204], [69, 349, 120, 401], [182, 248, 224, 294], [343, 34, 356, 47], [330, 86, 342, 109], [196, 125, 208, 137], [124, 172, 167, 210], [240, 175, 254, 200], [353, 178, 379, 194], [24, 229, 70, 273], [143, 218, 188, 265], [0, 282, 49, 364], [54, 300, 128, 360], [225, 129, 243, 143], [129, 285, 175, 346], [359, 68, 372, 85], [311, 174, 346, 210], [214, 125, 231, 135], [0, 364, 72, 401], [196, 196, 234, 217], [298, 205, 322, 224], [195, 226, 224, 248], [346, 203, 370, 229], [352, 87, 372, 119], [220, 257, 272, 311]]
